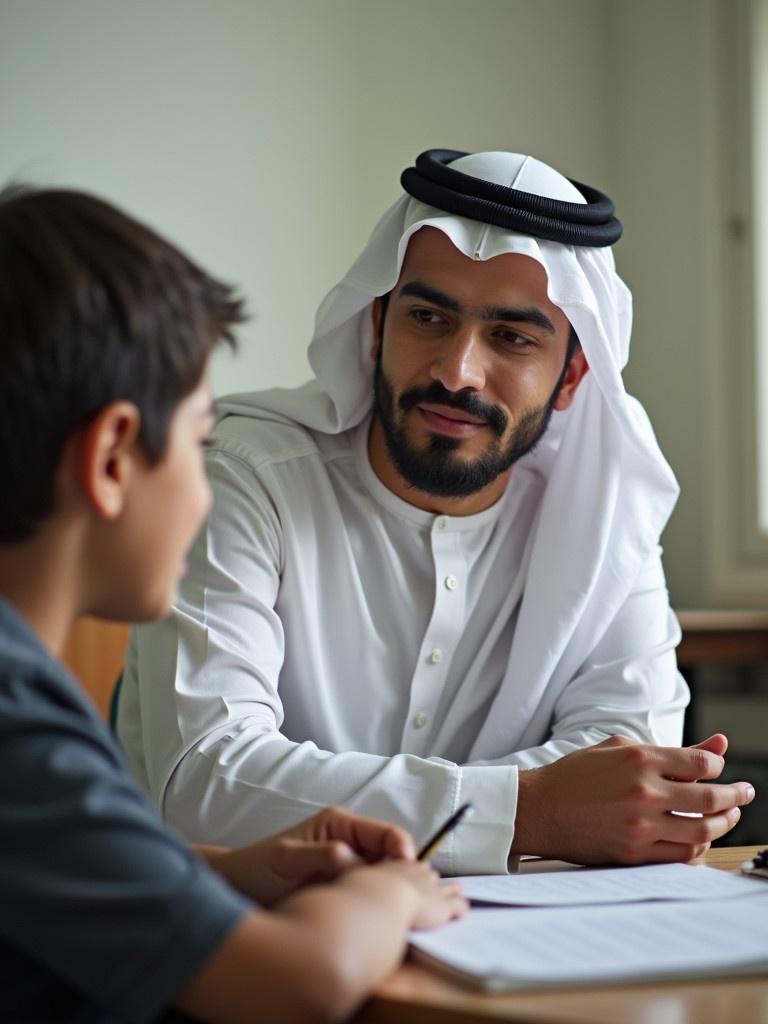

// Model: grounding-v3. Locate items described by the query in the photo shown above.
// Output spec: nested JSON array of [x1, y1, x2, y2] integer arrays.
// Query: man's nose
[[429, 327, 486, 392]]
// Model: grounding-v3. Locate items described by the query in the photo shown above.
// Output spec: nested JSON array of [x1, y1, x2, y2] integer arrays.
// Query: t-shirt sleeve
[[0, 668, 250, 1024]]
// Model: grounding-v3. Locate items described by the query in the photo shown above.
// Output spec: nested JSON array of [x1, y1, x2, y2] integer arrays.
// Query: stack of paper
[[409, 863, 768, 990], [456, 862, 763, 905]]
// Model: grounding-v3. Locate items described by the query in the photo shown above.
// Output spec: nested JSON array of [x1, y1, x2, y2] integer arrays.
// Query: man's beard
[[372, 348, 565, 499]]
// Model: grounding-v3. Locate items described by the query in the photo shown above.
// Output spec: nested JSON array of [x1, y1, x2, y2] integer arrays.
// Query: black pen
[[417, 802, 474, 861]]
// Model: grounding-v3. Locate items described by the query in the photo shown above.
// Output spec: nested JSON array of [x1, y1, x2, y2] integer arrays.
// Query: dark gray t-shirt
[[0, 597, 250, 1023]]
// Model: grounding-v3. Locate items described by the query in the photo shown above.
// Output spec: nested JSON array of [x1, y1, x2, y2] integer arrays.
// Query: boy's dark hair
[[0, 185, 245, 542]]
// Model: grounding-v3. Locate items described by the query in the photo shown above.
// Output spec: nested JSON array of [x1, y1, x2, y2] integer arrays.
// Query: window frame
[[709, 0, 768, 601]]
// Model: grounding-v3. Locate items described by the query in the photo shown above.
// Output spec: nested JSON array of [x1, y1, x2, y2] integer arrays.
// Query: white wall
[[0, 0, 750, 608], [0, 0, 363, 393], [604, 0, 742, 608], [351, 0, 610, 218], [0, 0, 609, 398]]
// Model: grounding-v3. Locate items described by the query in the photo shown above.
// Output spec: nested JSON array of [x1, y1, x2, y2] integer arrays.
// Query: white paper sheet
[[410, 893, 768, 990], [455, 862, 765, 906]]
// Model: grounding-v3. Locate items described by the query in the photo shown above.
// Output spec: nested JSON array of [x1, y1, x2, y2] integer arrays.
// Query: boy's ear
[[79, 402, 143, 519]]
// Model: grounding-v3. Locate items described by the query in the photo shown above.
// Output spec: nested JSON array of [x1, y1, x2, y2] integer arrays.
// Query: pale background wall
[[605, 0, 724, 609], [0, 0, 751, 609]]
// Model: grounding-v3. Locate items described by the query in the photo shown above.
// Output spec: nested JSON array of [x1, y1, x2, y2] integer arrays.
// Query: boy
[[0, 186, 467, 1024]]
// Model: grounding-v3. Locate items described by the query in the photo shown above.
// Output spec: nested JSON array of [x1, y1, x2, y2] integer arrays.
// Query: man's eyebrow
[[397, 281, 555, 334], [483, 305, 555, 334], [398, 281, 461, 312]]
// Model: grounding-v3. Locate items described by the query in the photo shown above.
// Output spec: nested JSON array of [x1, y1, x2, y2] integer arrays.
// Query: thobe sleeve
[[467, 547, 689, 771]]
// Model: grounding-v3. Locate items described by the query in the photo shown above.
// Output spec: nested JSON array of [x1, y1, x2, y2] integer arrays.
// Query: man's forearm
[[164, 733, 516, 875]]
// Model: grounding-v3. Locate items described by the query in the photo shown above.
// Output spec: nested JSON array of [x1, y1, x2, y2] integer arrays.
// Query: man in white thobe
[[117, 150, 754, 874]]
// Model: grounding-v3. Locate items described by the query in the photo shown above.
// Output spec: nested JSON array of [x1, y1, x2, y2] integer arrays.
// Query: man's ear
[[79, 401, 143, 519], [553, 348, 589, 411], [370, 297, 384, 361]]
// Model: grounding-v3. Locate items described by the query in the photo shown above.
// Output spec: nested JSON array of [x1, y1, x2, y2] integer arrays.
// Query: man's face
[[370, 227, 587, 506]]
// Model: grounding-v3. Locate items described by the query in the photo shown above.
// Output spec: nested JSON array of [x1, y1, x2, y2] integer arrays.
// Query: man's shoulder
[[211, 413, 353, 476]]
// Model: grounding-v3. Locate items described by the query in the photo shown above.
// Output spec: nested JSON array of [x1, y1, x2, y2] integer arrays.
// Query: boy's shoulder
[[0, 596, 60, 679], [0, 596, 111, 745], [0, 603, 249, 1024]]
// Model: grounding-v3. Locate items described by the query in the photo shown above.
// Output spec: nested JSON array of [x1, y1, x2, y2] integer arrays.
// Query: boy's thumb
[[283, 839, 362, 881]]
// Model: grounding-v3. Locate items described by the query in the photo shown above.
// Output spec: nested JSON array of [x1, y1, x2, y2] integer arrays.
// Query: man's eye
[[409, 308, 444, 325], [497, 329, 533, 347]]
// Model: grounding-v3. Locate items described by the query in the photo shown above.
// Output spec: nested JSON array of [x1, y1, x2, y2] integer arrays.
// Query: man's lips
[[417, 402, 488, 435]]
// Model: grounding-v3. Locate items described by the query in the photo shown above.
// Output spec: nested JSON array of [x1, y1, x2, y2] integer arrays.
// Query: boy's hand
[[362, 860, 469, 930], [202, 806, 416, 906]]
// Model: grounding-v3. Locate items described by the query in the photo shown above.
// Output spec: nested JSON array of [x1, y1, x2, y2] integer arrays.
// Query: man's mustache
[[398, 382, 507, 438]]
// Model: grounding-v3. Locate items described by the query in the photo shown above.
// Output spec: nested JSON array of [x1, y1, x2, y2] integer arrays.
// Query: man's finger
[[655, 745, 725, 782], [690, 733, 729, 757], [639, 840, 712, 864], [666, 780, 755, 815], [658, 806, 742, 847]]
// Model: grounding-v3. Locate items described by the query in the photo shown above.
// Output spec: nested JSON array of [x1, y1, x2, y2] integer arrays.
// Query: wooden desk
[[677, 610, 768, 667], [62, 617, 130, 718], [353, 846, 767, 1024], [675, 611, 768, 755]]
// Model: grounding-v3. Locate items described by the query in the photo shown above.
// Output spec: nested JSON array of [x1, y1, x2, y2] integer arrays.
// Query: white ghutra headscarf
[[221, 151, 679, 760]]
